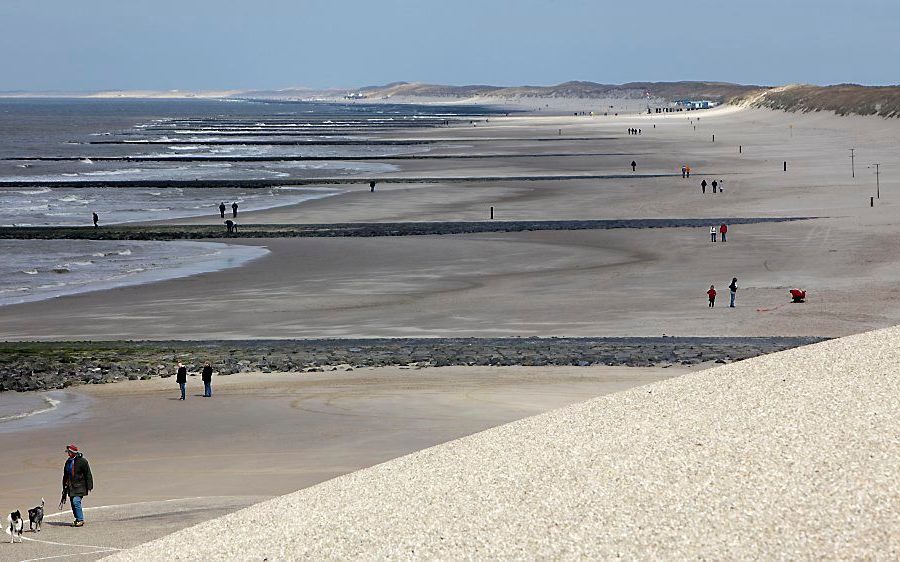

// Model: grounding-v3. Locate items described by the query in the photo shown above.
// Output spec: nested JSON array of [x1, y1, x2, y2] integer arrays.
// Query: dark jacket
[[176, 366, 187, 383], [63, 453, 93, 497], [201, 365, 213, 382]]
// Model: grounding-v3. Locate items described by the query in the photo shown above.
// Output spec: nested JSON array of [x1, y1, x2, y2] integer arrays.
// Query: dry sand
[[109, 325, 900, 560], [0, 365, 681, 561]]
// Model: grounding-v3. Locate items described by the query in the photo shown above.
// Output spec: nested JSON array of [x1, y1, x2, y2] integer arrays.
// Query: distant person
[[231, 202, 238, 218], [701, 179, 707, 193], [224, 219, 236, 234], [370, 180, 376, 192], [219, 202, 226, 218], [631, 160, 637, 172], [707, 285, 717, 307], [201, 362, 213, 397], [681, 165, 687, 178], [92, 212, 99, 228], [790, 288, 807, 303], [729, 277, 738, 307], [638, 128, 642, 135], [176, 362, 187, 400], [712, 180, 718, 193], [686, 166, 691, 178], [719, 223, 728, 242], [59, 444, 92, 527], [710, 226, 717, 242]]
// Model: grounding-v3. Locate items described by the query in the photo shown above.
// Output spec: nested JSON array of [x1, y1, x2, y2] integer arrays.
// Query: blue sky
[[1, 0, 897, 91]]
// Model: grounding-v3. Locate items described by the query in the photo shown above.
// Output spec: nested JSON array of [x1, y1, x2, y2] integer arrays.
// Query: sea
[[0, 97, 495, 311]]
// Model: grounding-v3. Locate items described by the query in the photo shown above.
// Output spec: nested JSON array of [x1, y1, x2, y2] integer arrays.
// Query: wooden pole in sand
[[490, 206, 494, 219], [850, 148, 855, 178], [871, 163, 881, 199]]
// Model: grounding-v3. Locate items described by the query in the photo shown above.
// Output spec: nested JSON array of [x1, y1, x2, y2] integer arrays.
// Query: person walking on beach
[[686, 165, 691, 178], [231, 202, 238, 218], [59, 444, 92, 527], [719, 223, 728, 242], [707, 285, 717, 307], [701, 179, 707, 193], [92, 212, 99, 228], [219, 202, 226, 218], [369, 180, 376, 192], [201, 362, 213, 397], [681, 165, 687, 178], [631, 160, 637, 172], [176, 362, 187, 400], [710, 226, 717, 242], [729, 277, 738, 307], [712, 180, 718, 193]]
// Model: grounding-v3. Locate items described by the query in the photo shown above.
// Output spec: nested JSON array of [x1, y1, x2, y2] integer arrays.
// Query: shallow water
[[0, 390, 92, 433], [0, 239, 269, 306], [0, 185, 345, 226]]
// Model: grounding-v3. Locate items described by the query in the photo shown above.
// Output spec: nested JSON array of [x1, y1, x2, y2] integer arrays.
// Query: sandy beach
[[3, 106, 899, 340], [1, 99, 899, 559], [0, 365, 681, 560]]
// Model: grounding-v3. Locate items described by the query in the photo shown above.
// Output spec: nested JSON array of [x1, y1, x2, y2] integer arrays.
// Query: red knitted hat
[[66, 444, 78, 453]]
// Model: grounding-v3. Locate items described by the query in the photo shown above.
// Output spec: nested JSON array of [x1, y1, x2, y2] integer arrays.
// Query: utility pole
[[849, 148, 855, 178], [868, 163, 881, 199], [875, 163, 880, 199]]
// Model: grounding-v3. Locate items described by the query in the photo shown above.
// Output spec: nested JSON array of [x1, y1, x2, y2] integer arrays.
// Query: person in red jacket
[[719, 223, 728, 242], [707, 285, 717, 307]]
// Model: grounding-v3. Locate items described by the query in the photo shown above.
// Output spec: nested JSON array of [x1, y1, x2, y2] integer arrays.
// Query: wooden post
[[739, 145, 742, 154], [783, 161, 787, 172], [871, 197, 875, 207], [490, 206, 494, 219]]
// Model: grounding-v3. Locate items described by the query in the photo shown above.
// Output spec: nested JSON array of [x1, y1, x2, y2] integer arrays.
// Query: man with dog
[[60, 444, 93, 527]]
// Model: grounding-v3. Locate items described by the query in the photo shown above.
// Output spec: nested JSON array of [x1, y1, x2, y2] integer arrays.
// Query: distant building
[[345, 92, 367, 100], [674, 99, 719, 110]]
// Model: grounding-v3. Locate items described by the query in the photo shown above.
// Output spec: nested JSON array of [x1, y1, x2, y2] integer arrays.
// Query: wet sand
[[3, 106, 899, 340]]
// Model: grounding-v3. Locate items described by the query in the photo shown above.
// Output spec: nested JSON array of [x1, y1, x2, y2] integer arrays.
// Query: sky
[[1, 0, 897, 91]]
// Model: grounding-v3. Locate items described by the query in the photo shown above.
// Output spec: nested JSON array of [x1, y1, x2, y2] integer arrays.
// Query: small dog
[[6, 510, 23, 543], [28, 498, 44, 532]]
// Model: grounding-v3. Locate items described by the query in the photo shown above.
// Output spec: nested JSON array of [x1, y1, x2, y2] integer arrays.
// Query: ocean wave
[[0, 287, 30, 295], [79, 169, 144, 177], [21, 269, 38, 275], [0, 396, 60, 423], [59, 194, 92, 203]]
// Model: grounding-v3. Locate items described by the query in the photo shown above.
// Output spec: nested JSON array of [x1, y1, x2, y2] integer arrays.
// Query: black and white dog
[[6, 510, 23, 543], [28, 498, 44, 532]]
